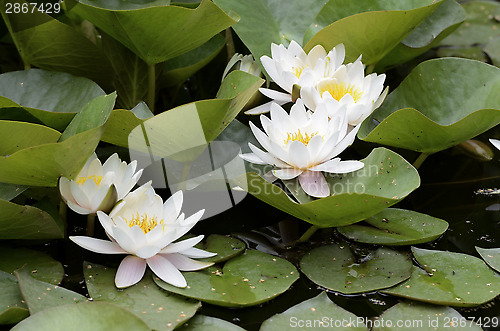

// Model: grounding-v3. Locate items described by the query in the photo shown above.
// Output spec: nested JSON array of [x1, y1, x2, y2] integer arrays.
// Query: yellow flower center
[[126, 213, 164, 234], [320, 82, 363, 102], [292, 65, 307, 78], [284, 129, 318, 146], [76, 175, 103, 186]]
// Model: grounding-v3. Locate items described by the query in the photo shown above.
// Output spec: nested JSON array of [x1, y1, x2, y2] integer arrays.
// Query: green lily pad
[[436, 46, 488, 62], [372, 301, 482, 330], [163, 34, 225, 87], [0, 246, 64, 284], [196, 234, 246, 263], [304, 0, 444, 65], [178, 315, 245, 330], [10, 302, 150, 331], [0, 198, 64, 239], [238, 147, 420, 227], [2, 0, 113, 89], [359, 58, 500, 153], [155, 249, 299, 307], [213, 0, 326, 67], [337, 208, 449, 246], [0, 126, 103, 186], [0, 270, 29, 325], [382, 247, 500, 307], [476, 246, 500, 273], [69, 0, 237, 65], [300, 245, 412, 294], [0, 182, 27, 201], [484, 37, 500, 67], [0, 120, 60, 156], [84, 262, 200, 331], [15, 267, 87, 315], [261, 292, 367, 330]]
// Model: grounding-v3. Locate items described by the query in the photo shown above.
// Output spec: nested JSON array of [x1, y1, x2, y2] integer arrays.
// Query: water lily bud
[[456, 140, 494, 161]]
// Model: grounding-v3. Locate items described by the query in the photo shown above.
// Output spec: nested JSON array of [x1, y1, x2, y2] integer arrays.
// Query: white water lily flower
[[70, 183, 216, 288], [59, 153, 143, 215], [490, 139, 500, 151], [245, 40, 327, 115], [222, 53, 262, 81], [301, 51, 388, 126], [240, 99, 364, 198]]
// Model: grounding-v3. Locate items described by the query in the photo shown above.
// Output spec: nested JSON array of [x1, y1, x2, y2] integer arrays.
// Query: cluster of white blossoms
[[241, 41, 388, 198], [59, 154, 214, 288]]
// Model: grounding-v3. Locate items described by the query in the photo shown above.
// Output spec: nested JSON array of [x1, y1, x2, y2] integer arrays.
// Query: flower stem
[[147, 63, 155, 113], [86, 214, 96, 237], [297, 225, 319, 243], [413, 152, 431, 170], [366, 63, 376, 75], [59, 201, 67, 234], [225, 28, 235, 61]]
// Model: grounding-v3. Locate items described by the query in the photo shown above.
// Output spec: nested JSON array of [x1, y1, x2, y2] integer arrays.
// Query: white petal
[[288, 141, 310, 169], [160, 235, 204, 254], [115, 255, 147, 288], [244, 101, 275, 115], [239, 152, 267, 165], [66, 200, 93, 215], [491, 139, 500, 151], [298, 170, 329, 198], [69, 236, 127, 254], [259, 88, 292, 102], [112, 226, 143, 254], [373, 86, 389, 110], [135, 245, 162, 259], [147, 254, 187, 288], [180, 247, 218, 258], [59, 177, 75, 204], [162, 253, 213, 271], [272, 168, 303, 180], [310, 159, 364, 174]]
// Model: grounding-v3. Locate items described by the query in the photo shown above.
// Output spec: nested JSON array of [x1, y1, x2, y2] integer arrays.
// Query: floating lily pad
[[382, 247, 500, 307], [0, 121, 60, 156], [69, 0, 237, 64], [373, 301, 482, 331], [10, 302, 150, 331], [155, 249, 299, 307], [476, 246, 500, 273], [337, 208, 449, 246], [485, 37, 500, 67], [0, 182, 27, 201], [0, 270, 29, 325], [178, 315, 245, 331], [213, 0, 326, 67], [359, 58, 500, 153], [0, 69, 104, 131], [196, 234, 246, 263], [261, 292, 368, 330], [300, 245, 412, 294], [0, 246, 64, 284], [0, 126, 103, 186], [15, 267, 87, 315], [304, 0, 443, 65], [238, 147, 420, 227], [84, 262, 200, 331], [436, 46, 488, 62]]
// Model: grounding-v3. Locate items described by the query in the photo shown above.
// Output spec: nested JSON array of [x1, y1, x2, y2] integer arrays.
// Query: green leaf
[[1, 0, 113, 89], [15, 267, 87, 315], [10, 302, 151, 331], [238, 147, 420, 227], [195, 234, 246, 264], [382, 247, 500, 307], [154, 249, 299, 307], [484, 37, 500, 67], [0, 246, 63, 284], [163, 34, 225, 87], [0, 126, 103, 186], [0, 120, 60, 156], [101, 109, 146, 148], [436, 46, 488, 62], [0, 270, 29, 325], [0, 69, 105, 131], [0, 182, 28, 201], [68, 0, 237, 64], [178, 315, 246, 331], [60, 92, 116, 141], [476, 246, 500, 273], [261, 292, 368, 330], [0, 199, 64, 239], [337, 208, 449, 246], [300, 245, 412, 294], [212, 0, 327, 66], [372, 301, 482, 330], [303, 0, 444, 65], [359, 58, 500, 153], [84, 262, 200, 331]]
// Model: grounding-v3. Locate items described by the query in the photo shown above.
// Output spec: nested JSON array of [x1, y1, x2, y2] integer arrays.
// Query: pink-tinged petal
[[66, 200, 93, 215], [162, 253, 213, 271], [160, 235, 204, 254], [180, 247, 218, 258], [310, 158, 364, 174], [69, 236, 127, 254], [259, 88, 292, 102], [288, 141, 310, 169], [298, 171, 329, 198], [239, 152, 267, 165], [115, 255, 147, 288], [147, 254, 187, 288], [490, 139, 500, 151], [272, 168, 303, 180]]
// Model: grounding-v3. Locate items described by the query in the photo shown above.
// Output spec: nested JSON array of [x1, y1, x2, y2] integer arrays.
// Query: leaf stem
[[86, 214, 96, 237], [413, 152, 431, 170], [225, 28, 235, 61], [366, 63, 376, 75], [297, 225, 319, 243], [147, 63, 156, 113], [59, 201, 67, 234]]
